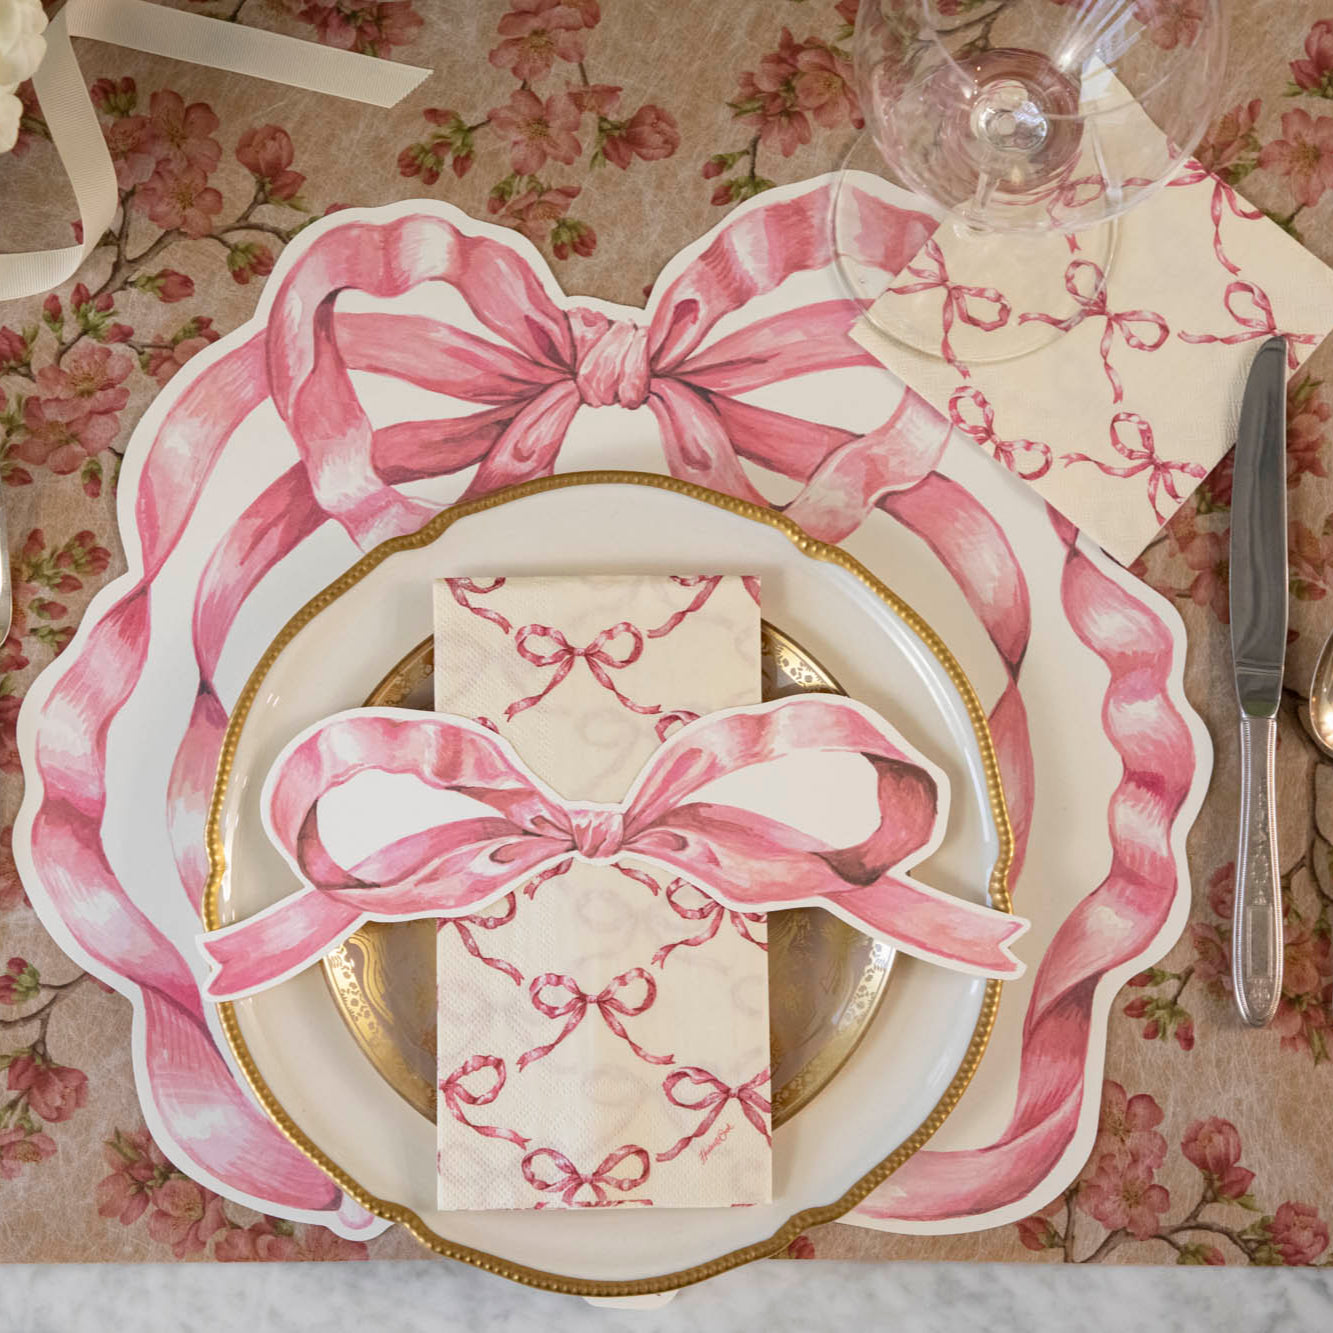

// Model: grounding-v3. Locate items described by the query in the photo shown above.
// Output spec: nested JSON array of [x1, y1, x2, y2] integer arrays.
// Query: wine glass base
[[831, 134, 1118, 368]]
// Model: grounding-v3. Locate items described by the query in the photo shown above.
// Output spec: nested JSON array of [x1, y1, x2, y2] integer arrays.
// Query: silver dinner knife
[[1229, 335, 1288, 1027]]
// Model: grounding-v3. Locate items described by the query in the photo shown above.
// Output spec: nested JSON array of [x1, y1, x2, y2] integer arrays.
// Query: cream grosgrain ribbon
[[1, 0, 429, 301], [200, 695, 1028, 999]]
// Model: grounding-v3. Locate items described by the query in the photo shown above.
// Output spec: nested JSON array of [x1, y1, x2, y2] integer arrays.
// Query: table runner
[[0, 0, 1331, 1269]]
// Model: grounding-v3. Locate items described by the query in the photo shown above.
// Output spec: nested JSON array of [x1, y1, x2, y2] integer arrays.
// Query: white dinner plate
[[206, 473, 1011, 1291]]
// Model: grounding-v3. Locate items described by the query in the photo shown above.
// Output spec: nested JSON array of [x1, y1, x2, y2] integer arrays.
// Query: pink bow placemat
[[852, 107, 1333, 566]]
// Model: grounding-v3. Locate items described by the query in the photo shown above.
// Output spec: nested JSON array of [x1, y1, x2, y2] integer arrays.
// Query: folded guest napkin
[[851, 76, 1333, 566], [432, 575, 772, 1210]]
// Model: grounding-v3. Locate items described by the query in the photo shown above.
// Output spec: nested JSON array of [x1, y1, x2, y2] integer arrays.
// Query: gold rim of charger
[[201, 470, 1014, 1297]]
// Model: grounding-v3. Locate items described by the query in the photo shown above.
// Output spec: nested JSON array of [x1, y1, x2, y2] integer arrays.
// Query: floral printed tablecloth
[[1, 0, 1332, 1269]]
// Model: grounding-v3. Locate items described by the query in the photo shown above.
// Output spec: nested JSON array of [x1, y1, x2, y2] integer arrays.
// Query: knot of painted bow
[[566, 806, 627, 861], [568, 308, 653, 409]]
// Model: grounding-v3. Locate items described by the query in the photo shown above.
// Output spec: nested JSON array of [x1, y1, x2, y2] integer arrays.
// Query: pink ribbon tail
[[202, 888, 366, 999], [828, 880, 1026, 978]]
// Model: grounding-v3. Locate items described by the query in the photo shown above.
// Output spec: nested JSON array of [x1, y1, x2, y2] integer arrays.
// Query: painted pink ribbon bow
[[947, 385, 1053, 481], [437, 1054, 529, 1149], [883, 237, 1011, 375], [199, 695, 1027, 1000], [656, 1066, 772, 1163], [519, 968, 673, 1070], [1019, 259, 1169, 402], [1062, 412, 1208, 525], [266, 192, 945, 554], [508, 621, 652, 719], [521, 1145, 652, 1208], [1179, 280, 1316, 368]]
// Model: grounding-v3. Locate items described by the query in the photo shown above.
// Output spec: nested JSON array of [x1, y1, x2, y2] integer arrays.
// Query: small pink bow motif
[[438, 1054, 529, 1149], [1062, 412, 1207, 525], [883, 237, 1011, 375], [652, 879, 766, 968], [1019, 260, 1169, 402], [1179, 281, 1314, 368], [519, 968, 673, 1070], [1168, 163, 1264, 277], [947, 386, 1052, 481], [656, 1066, 772, 1163], [443, 577, 512, 632], [521, 1145, 652, 1208], [200, 696, 1028, 1000], [438, 891, 523, 985], [1038, 170, 1107, 252], [509, 622, 653, 718]]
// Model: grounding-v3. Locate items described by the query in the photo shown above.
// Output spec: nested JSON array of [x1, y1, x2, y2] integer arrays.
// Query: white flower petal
[[0, 89, 21, 154]]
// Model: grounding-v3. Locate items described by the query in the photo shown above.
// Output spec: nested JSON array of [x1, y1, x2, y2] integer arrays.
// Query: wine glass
[[833, 0, 1228, 362]]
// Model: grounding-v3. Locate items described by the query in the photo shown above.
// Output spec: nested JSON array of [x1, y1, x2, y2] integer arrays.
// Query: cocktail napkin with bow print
[[851, 78, 1333, 567], [432, 574, 772, 1210]]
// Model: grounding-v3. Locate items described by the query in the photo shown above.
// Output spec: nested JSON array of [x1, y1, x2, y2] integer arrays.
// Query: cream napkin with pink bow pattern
[[431, 574, 772, 1210], [852, 120, 1333, 565]]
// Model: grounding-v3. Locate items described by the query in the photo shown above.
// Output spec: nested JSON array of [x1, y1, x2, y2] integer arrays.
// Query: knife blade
[[1229, 335, 1288, 1028]]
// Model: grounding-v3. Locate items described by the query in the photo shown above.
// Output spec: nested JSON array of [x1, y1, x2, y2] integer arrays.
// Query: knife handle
[[1232, 712, 1283, 1027]]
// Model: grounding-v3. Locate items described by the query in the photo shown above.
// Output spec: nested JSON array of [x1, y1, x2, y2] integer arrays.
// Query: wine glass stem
[[968, 167, 1000, 224]]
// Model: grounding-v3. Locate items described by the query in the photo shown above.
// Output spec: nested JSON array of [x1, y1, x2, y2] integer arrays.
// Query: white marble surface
[[7, 1259, 1333, 1332]]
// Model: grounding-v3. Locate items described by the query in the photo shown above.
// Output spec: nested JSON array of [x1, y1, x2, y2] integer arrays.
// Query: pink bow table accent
[[263, 190, 945, 555], [199, 695, 1027, 1000]]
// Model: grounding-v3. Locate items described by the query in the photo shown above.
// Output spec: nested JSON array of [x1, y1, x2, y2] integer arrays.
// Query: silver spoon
[[0, 503, 10, 646], [1309, 628, 1333, 759]]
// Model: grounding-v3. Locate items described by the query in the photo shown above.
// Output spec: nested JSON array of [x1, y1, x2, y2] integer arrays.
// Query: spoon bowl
[[1309, 628, 1333, 759]]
